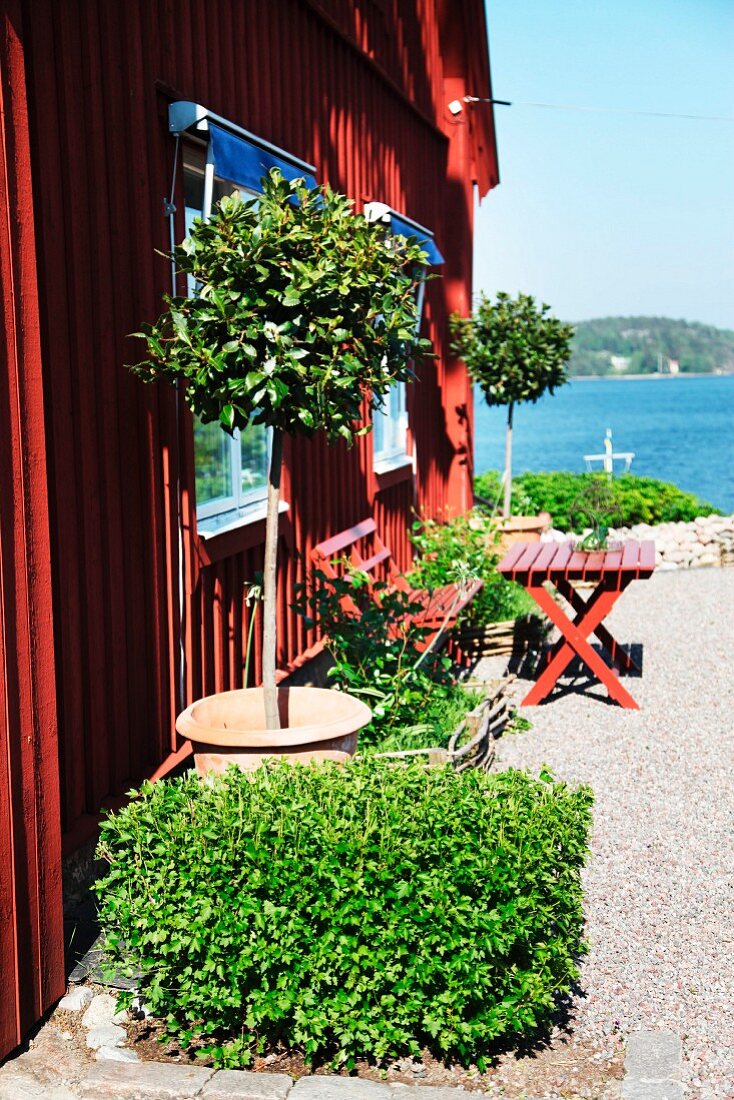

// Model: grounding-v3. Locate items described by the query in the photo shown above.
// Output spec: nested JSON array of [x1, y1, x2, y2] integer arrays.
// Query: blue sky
[[473, 0, 734, 329]]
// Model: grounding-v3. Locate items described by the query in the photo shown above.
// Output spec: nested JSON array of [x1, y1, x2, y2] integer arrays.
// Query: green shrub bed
[[368, 681, 482, 753], [475, 469, 722, 531], [95, 761, 593, 1069], [295, 565, 481, 751], [408, 510, 536, 626]]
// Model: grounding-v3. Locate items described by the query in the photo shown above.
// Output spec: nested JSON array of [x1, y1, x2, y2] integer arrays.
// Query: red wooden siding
[[0, 0, 65, 1057], [15, 0, 496, 849]]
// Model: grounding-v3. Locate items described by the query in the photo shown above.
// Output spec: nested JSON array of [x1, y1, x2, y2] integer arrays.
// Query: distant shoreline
[[570, 372, 733, 382]]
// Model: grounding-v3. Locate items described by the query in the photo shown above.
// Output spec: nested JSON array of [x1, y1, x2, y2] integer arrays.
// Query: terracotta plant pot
[[176, 685, 372, 776], [497, 512, 551, 553]]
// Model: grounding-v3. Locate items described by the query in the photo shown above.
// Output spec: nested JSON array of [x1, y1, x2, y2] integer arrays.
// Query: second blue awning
[[389, 213, 445, 266]]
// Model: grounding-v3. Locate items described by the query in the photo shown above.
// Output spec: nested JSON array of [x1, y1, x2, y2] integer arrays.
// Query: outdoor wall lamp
[[448, 96, 512, 116]]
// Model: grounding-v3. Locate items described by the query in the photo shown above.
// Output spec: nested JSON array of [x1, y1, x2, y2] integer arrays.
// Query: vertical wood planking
[[54, 0, 111, 809], [0, 0, 65, 1056], [80, 0, 130, 786], [17, 0, 494, 840]]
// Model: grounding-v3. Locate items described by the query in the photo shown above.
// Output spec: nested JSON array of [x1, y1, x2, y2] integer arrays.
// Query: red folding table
[[497, 539, 656, 709]]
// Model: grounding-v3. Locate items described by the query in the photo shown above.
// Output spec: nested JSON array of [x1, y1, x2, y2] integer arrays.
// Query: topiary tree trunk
[[503, 401, 514, 518], [262, 429, 284, 728]]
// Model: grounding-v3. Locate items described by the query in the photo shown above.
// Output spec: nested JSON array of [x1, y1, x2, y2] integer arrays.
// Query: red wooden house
[[0, 0, 498, 1057]]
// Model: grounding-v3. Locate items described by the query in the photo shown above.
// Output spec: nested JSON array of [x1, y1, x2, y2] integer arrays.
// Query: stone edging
[[622, 1030, 683, 1100], [543, 512, 734, 571], [77, 1061, 482, 1098]]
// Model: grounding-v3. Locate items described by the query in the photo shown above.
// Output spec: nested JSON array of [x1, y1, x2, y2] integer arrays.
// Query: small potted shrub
[[451, 292, 574, 546], [130, 170, 431, 772], [569, 477, 621, 551]]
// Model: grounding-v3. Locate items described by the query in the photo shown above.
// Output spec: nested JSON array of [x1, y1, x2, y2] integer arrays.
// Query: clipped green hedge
[[95, 761, 593, 1069], [475, 469, 722, 532]]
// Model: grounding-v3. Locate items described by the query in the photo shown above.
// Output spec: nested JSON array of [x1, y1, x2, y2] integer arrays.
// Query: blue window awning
[[169, 102, 317, 194], [389, 213, 444, 266], [208, 123, 317, 193]]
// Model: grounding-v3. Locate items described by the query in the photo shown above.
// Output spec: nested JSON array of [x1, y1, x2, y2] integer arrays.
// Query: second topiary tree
[[451, 292, 574, 517]]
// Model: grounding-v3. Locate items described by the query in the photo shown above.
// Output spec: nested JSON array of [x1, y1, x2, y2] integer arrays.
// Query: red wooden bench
[[498, 538, 656, 709], [311, 517, 483, 651]]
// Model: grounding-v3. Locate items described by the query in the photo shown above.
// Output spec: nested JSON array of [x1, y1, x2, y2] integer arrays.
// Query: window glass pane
[[373, 403, 386, 456], [183, 144, 270, 524], [240, 424, 269, 498], [183, 165, 204, 213], [374, 382, 407, 462], [194, 418, 234, 508]]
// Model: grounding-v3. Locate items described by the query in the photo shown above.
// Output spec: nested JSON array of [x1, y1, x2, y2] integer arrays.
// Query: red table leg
[[523, 580, 640, 709], [555, 577, 640, 674], [541, 578, 620, 667]]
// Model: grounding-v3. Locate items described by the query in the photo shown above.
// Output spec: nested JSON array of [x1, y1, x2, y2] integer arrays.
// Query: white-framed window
[[372, 380, 409, 466], [183, 143, 271, 532], [363, 203, 442, 471]]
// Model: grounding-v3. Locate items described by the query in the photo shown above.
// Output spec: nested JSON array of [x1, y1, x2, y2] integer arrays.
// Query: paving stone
[[624, 1030, 682, 1082], [86, 1024, 127, 1049], [201, 1070, 293, 1098], [0, 1025, 84, 1087], [0, 1074, 79, 1100], [82, 993, 118, 1029], [96, 1046, 141, 1063], [80, 1061, 215, 1099], [621, 1081, 683, 1100], [290, 1079, 389, 1099], [58, 986, 94, 1012]]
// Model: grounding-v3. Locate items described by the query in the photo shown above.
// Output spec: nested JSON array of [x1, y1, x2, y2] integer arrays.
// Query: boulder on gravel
[[95, 1047, 140, 1063], [58, 986, 93, 1012], [81, 993, 117, 1029], [85, 1025, 126, 1050]]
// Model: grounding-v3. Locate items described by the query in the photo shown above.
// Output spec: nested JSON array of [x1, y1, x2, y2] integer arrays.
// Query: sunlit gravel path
[[494, 567, 734, 1100]]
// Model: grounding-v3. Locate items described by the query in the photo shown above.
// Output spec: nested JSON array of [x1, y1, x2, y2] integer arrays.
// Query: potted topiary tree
[[451, 292, 574, 541], [130, 170, 431, 772]]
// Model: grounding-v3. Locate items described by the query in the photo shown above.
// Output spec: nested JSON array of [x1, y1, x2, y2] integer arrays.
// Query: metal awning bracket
[[168, 101, 210, 135]]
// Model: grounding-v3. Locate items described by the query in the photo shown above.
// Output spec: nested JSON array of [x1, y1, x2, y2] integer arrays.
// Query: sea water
[[473, 374, 734, 513]]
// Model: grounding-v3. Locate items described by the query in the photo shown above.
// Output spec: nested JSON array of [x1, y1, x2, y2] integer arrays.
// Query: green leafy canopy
[[450, 291, 574, 408], [129, 169, 432, 444]]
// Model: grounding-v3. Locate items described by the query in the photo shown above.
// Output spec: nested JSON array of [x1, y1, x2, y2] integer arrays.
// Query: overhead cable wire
[[463, 96, 734, 122]]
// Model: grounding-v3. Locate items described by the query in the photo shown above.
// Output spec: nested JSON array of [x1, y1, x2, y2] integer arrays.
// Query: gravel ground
[[494, 567, 734, 1100]]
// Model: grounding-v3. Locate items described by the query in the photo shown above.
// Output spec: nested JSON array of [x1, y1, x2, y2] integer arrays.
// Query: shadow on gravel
[[509, 643, 645, 705]]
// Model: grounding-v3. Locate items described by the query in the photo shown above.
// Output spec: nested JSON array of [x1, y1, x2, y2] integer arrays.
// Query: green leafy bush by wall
[[95, 761, 593, 1069], [294, 565, 476, 750], [475, 470, 722, 532], [408, 510, 536, 625]]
